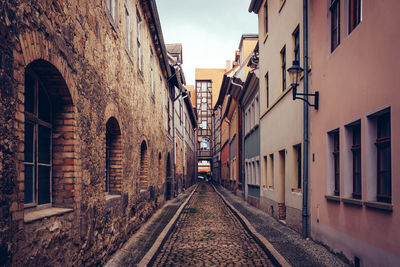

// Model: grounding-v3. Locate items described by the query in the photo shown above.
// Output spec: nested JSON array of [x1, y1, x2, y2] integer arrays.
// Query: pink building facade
[[310, 0, 400, 266]]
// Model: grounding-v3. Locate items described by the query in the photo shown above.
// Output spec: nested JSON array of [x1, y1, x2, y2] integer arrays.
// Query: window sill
[[364, 201, 393, 212], [341, 197, 362, 207], [291, 188, 302, 194], [106, 194, 121, 201], [24, 207, 73, 223], [325, 195, 340, 203]]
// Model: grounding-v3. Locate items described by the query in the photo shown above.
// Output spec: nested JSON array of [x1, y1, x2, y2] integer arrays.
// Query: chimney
[[226, 60, 231, 71]]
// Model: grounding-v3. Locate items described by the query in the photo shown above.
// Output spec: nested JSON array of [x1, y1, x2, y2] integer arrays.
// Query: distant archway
[[106, 117, 122, 194], [139, 141, 149, 191]]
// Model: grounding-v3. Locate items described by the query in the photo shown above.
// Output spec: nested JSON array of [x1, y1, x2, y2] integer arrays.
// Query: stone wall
[[0, 0, 175, 265]]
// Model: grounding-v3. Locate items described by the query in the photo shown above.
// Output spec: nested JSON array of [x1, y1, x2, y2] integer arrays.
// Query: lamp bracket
[[292, 84, 319, 110]]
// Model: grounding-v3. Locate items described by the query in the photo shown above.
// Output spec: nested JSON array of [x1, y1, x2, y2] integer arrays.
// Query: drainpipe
[[240, 103, 246, 200], [302, 0, 310, 239], [224, 117, 231, 189], [182, 94, 188, 189], [172, 97, 177, 198]]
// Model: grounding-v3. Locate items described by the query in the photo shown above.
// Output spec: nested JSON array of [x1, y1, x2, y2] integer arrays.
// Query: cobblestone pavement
[[151, 182, 275, 266]]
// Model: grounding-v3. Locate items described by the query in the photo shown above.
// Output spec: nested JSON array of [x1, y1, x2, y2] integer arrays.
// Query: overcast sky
[[156, 0, 258, 86]]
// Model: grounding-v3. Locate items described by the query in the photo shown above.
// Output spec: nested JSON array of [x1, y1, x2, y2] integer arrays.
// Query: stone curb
[[212, 184, 291, 267], [137, 184, 199, 267]]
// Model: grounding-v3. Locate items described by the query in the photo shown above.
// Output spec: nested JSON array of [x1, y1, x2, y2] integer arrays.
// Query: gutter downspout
[[302, 0, 310, 239], [241, 103, 246, 200], [172, 94, 177, 198]]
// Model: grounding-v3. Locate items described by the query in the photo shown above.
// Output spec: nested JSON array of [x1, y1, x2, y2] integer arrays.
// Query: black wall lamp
[[288, 60, 319, 110]]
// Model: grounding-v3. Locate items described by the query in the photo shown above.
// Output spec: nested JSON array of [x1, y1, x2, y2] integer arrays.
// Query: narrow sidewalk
[[216, 185, 349, 267], [105, 185, 196, 267]]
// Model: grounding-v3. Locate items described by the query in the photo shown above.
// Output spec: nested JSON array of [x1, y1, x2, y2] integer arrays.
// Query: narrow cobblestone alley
[[151, 183, 275, 266]]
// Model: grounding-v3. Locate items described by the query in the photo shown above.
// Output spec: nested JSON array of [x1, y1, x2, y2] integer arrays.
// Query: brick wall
[[0, 0, 181, 265]]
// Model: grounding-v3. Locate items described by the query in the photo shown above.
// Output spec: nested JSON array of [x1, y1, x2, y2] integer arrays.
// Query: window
[[151, 49, 154, 94], [281, 47, 286, 91], [294, 144, 302, 190], [201, 103, 207, 111], [201, 83, 208, 92], [106, 117, 122, 195], [255, 97, 259, 125], [263, 156, 268, 187], [251, 103, 255, 128], [179, 99, 183, 122], [107, 0, 118, 22], [256, 160, 260, 185], [351, 123, 361, 199], [137, 10, 142, 72], [125, 2, 132, 52], [245, 112, 248, 134], [264, 1, 268, 34], [376, 112, 391, 203], [332, 131, 340, 196], [330, 0, 340, 52], [24, 71, 52, 205], [293, 27, 300, 63], [349, 0, 361, 33], [265, 72, 269, 108], [167, 99, 171, 134], [269, 153, 274, 188]]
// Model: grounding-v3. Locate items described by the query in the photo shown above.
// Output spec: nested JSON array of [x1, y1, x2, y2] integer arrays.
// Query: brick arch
[[23, 59, 76, 208], [104, 102, 121, 132], [16, 30, 78, 106]]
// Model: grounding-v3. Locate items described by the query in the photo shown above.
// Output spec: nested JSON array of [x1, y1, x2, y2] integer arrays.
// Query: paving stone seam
[[137, 184, 199, 267], [212, 184, 291, 267]]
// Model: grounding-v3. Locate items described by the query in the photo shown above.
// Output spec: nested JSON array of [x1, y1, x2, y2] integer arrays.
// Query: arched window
[[106, 117, 122, 194], [158, 152, 162, 183], [139, 141, 149, 191], [24, 60, 75, 208]]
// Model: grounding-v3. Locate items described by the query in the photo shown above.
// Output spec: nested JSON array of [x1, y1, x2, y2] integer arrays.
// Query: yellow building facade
[[251, 0, 304, 232]]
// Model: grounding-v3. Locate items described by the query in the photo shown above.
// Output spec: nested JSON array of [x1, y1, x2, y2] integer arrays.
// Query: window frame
[[24, 69, 53, 208], [265, 72, 269, 108], [330, 0, 341, 52], [351, 123, 361, 199], [281, 46, 286, 91], [376, 112, 391, 203], [151, 48, 155, 94], [293, 26, 300, 63], [264, 1, 268, 35], [348, 0, 361, 33], [332, 130, 340, 196], [125, 1, 132, 52], [137, 9, 143, 73]]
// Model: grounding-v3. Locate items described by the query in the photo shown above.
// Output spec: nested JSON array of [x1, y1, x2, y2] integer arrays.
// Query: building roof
[[166, 43, 183, 64], [166, 43, 182, 54], [184, 92, 198, 128], [248, 0, 263, 14], [140, 0, 171, 78], [238, 34, 258, 50], [214, 65, 240, 110]]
